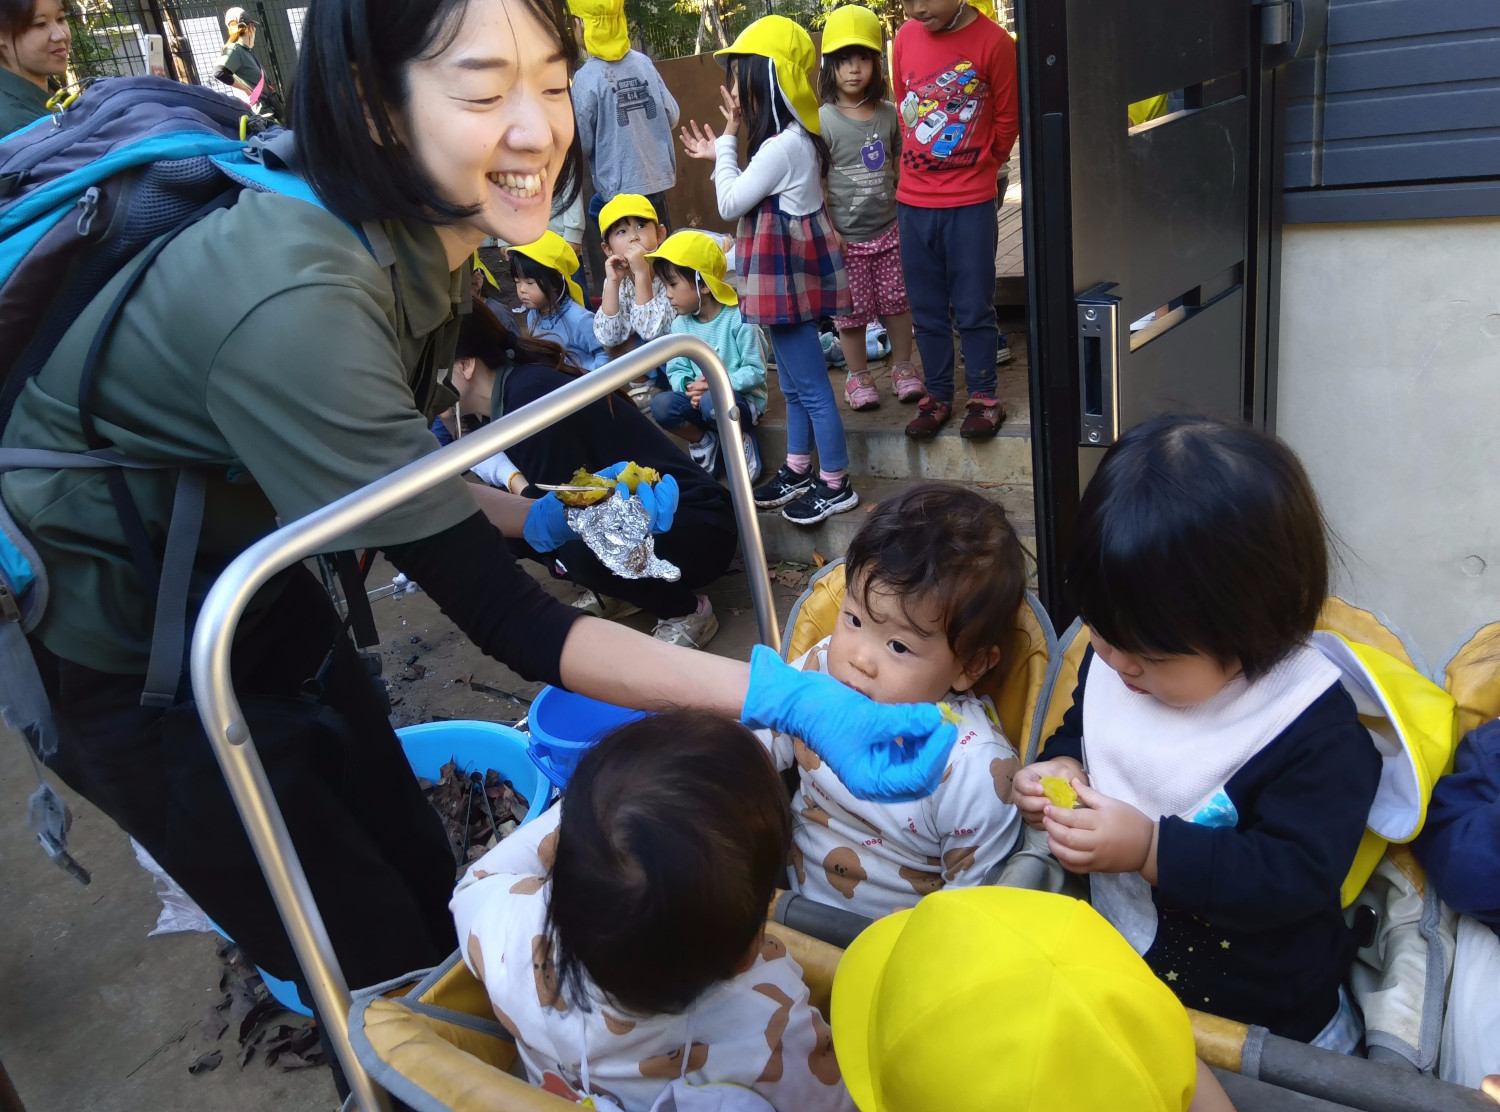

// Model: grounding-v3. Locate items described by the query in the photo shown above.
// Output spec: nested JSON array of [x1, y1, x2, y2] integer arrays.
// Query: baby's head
[[599, 194, 665, 258], [831, 483, 1026, 706], [1068, 415, 1328, 706], [547, 710, 791, 1015]]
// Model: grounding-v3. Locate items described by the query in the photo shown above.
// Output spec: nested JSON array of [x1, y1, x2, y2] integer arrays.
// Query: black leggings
[[509, 506, 738, 620], [31, 567, 457, 993]]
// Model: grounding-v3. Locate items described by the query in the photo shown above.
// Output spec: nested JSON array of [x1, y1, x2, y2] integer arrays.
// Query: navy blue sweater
[[1414, 718, 1500, 939], [1042, 649, 1381, 1041]]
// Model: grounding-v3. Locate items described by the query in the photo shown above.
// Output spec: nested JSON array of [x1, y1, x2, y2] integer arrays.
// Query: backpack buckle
[[0, 581, 20, 624]]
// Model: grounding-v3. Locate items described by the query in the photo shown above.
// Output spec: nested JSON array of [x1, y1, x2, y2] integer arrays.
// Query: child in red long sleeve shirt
[[891, 0, 1017, 439]]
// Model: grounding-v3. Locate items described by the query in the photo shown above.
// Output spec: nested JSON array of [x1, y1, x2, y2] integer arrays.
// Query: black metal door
[[1017, 0, 1322, 618]]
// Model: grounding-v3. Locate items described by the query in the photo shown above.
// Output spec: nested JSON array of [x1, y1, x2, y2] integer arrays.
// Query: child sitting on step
[[645, 230, 767, 482], [757, 482, 1027, 918], [1016, 415, 1382, 1048], [593, 194, 675, 410], [508, 232, 608, 371], [452, 710, 855, 1112]]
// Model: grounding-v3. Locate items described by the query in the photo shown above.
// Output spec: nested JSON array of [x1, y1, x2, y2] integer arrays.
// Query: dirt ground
[[0, 557, 803, 1111]]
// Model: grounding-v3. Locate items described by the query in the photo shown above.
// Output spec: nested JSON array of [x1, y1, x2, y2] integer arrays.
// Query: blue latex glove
[[740, 644, 957, 802], [596, 462, 679, 534], [522, 464, 680, 553]]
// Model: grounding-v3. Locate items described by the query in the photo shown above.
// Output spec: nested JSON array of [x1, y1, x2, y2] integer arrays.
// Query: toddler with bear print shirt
[[758, 483, 1027, 918], [452, 710, 853, 1112]]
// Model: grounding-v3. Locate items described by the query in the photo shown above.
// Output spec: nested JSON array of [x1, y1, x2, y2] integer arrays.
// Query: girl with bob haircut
[[2, 0, 953, 1085], [452, 709, 855, 1110], [1016, 416, 1382, 1048]]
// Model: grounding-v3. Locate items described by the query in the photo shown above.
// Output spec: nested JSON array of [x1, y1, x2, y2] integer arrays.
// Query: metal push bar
[[190, 337, 779, 1112]]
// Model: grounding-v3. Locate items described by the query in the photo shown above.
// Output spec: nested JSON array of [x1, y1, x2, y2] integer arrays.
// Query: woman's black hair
[[817, 45, 886, 105], [0, 0, 37, 42], [546, 710, 791, 1016], [293, 0, 582, 226], [455, 295, 630, 411], [509, 251, 568, 312], [727, 55, 831, 178], [1066, 415, 1329, 681]]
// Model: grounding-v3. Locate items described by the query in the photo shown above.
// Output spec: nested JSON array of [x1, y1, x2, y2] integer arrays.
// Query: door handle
[[1076, 284, 1120, 447]]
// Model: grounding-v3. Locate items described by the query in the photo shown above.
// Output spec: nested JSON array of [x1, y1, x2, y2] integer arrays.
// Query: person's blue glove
[[740, 644, 956, 802], [522, 463, 680, 553], [596, 461, 678, 534]]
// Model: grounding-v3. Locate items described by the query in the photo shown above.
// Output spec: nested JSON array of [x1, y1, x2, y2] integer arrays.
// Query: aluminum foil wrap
[[566, 493, 681, 581]]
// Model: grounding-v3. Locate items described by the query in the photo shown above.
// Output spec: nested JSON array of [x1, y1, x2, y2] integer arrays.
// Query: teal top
[[0, 66, 49, 139], [665, 303, 768, 415]]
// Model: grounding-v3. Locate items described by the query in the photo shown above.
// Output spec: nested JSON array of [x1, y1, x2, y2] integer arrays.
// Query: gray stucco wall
[[1276, 217, 1500, 669]]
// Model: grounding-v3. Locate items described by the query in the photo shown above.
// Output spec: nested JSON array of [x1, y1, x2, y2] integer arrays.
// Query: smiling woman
[[0, 0, 69, 136], [294, 0, 582, 258], [0, 0, 960, 1086]]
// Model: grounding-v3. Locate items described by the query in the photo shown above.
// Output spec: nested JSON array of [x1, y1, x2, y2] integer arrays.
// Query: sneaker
[[754, 464, 814, 509], [627, 377, 662, 412], [996, 333, 1013, 365], [688, 429, 719, 474], [904, 396, 952, 438], [740, 431, 763, 483], [891, 361, 924, 403], [960, 392, 1006, 439], [782, 477, 859, 526], [571, 589, 642, 621], [820, 331, 846, 367], [844, 371, 880, 411], [652, 596, 719, 649]]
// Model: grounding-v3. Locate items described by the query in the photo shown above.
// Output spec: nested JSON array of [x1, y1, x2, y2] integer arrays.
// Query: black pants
[[509, 507, 737, 620], [31, 567, 457, 993]]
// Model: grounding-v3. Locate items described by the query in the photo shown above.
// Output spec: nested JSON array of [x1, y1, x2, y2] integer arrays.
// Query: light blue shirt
[[528, 299, 608, 371], [666, 303, 768, 416]]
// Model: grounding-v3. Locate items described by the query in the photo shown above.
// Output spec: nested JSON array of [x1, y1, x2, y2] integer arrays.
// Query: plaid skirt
[[735, 197, 851, 326]]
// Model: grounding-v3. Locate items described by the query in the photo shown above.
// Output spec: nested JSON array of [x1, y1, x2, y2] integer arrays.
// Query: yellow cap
[[507, 231, 585, 307], [831, 888, 1197, 1112], [566, 0, 629, 61], [716, 15, 820, 135], [645, 230, 738, 307], [471, 251, 501, 293], [597, 193, 660, 238], [821, 5, 884, 57]]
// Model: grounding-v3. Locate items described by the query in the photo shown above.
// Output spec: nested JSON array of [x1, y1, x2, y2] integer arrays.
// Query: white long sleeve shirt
[[713, 127, 825, 221]]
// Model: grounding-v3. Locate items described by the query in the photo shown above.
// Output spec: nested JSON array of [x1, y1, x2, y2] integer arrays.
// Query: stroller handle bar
[[190, 336, 780, 1112]]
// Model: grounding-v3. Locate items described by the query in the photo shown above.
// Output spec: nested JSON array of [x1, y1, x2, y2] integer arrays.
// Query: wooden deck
[[995, 150, 1026, 306]]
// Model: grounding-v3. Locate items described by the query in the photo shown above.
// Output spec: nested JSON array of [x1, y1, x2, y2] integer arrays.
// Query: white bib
[[1083, 642, 1342, 952]]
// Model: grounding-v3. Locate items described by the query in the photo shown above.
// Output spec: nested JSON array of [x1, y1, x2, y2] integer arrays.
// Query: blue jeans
[[897, 200, 999, 403], [769, 320, 849, 472], [651, 387, 755, 433]]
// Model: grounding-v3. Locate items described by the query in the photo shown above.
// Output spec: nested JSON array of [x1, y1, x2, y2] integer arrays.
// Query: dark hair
[[1, 0, 37, 41], [509, 251, 568, 312], [1066, 415, 1329, 681], [455, 296, 630, 411], [603, 213, 661, 242], [650, 255, 703, 290], [293, 0, 582, 226], [817, 45, 886, 105], [726, 55, 831, 178], [845, 482, 1027, 680], [546, 710, 791, 1015]]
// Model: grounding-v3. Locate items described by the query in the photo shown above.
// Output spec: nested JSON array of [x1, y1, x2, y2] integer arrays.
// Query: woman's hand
[[595, 462, 679, 535], [1043, 781, 1159, 880], [741, 646, 957, 802], [522, 492, 572, 553], [717, 85, 741, 137], [1014, 756, 1086, 828], [679, 119, 720, 161]]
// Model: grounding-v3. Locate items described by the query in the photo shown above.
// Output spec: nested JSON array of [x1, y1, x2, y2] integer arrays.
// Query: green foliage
[[66, 1, 127, 79]]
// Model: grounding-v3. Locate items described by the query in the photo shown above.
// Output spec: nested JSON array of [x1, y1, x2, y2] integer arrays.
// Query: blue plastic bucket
[[218, 720, 548, 1018], [526, 685, 647, 790]]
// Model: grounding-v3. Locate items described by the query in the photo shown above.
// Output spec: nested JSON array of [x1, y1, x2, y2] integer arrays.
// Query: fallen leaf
[[188, 1050, 223, 1075], [200, 1008, 228, 1043], [812, 551, 826, 568]]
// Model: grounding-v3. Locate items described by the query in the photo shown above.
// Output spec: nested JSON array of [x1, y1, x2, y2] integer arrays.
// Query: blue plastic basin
[[221, 720, 548, 1017], [526, 685, 647, 790]]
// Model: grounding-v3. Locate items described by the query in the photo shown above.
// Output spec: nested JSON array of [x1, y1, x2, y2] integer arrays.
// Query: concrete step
[[754, 475, 1036, 570]]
